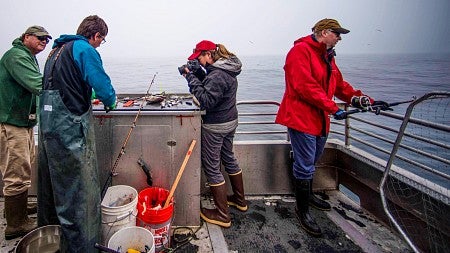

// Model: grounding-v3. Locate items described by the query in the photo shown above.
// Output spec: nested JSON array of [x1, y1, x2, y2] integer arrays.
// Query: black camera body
[[178, 59, 201, 75], [178, 59, 206, 81]]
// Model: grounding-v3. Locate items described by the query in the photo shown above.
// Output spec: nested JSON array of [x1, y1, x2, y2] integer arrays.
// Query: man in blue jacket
[[37, 15, 116, 252], [0, 25, 51, 240]]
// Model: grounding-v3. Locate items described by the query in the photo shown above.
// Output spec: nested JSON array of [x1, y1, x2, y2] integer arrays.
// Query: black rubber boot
[[201, 183, 231, 228], [295, 179, 322, 236], [227, 171, 248, 212], [309, 179, 331, 211]]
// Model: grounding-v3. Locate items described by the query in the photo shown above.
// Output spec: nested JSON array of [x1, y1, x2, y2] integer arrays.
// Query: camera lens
[[178, 65, 186, 75]]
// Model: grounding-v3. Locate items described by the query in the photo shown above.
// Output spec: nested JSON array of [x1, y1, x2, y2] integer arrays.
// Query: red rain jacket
[[275, 35, 369, 136]]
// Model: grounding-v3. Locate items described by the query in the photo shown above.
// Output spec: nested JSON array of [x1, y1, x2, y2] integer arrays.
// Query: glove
[[91, 89, 97, 100], [192, 67, 206, 81], [372, 100, 391, 111], [333, 109, 348, 120], [351, 96, 371, 108], [104, 98, 117, 113], [371, 100, 392, 115]]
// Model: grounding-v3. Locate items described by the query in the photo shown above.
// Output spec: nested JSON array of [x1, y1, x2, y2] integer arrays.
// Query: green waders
[[38, 90, 101, 252]]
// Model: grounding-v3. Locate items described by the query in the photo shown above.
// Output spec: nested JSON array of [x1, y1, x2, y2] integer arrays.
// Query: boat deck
[[171, 191, 413, 252], [195, 191, 412, 253], [1, 191, 412, 253]]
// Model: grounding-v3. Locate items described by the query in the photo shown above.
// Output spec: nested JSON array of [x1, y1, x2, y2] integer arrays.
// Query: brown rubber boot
[[27, 202, 38, 215], [227, 171, 248, 212], [200, 182, 231, 228], [3, 202, 37, 218], [5, 191, 38, 240]]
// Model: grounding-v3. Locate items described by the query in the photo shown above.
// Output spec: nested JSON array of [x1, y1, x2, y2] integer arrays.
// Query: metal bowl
[[15, 225, 60, 253]]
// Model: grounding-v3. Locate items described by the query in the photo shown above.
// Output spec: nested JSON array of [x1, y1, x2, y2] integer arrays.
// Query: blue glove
[[351, 96, 371, 108], [333, 109, 348, 120]]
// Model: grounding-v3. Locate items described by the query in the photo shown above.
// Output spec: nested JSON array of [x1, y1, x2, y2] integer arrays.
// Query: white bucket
[[101, 185, 138, 245], [108, 226, 155, 253]]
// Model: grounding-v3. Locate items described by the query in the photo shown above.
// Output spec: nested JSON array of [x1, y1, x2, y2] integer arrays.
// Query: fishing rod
[[347, 97, 416, 116], [101, 73, 158, 199]]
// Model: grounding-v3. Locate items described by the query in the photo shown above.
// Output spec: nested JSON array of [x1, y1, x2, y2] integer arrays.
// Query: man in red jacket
[[275, 18, 388, 236]]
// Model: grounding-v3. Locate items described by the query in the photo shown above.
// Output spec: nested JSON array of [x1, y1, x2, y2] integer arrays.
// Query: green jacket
[[0, 38, 42, 127]]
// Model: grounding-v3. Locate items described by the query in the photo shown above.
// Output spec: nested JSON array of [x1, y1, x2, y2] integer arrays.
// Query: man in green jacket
[[0, 25, 51, 240]]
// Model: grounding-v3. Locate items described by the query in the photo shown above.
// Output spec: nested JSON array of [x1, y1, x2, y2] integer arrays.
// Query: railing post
[[344, 104, 351, 146]]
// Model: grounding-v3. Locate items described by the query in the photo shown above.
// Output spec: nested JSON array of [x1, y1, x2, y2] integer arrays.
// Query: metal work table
[[93, 93, 203, 226]]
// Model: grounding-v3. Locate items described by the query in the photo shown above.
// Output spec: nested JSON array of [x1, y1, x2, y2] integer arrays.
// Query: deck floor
[[222, 197, 362, 252], [1, 191, 412, 253], [191, 190, 412, 253]]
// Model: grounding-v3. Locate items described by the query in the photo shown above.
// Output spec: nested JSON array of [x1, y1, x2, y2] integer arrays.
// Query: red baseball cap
[[188, 40, 217, 60]]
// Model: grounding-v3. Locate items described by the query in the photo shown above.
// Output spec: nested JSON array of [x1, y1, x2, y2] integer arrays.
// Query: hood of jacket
[[11, 38, 33, 55], [211, 55, 242, 77], [52, 34, 88, 48]]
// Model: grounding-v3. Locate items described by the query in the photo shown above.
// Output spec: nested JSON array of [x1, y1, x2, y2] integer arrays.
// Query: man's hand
[[371, 100, 392, 115], [372, 101, 391, 111], [104, 98, 117, 113], [333, 109, 348, 120]]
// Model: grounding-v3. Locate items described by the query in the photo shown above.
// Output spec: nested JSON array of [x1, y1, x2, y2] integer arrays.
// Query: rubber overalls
[[38, 89, 101, 252]]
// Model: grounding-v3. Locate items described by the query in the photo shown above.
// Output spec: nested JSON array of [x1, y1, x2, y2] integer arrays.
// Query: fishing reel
[[351, 96, 371, 109]]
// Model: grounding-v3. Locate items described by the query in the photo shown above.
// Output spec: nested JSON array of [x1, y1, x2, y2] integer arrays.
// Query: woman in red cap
[[182, 40, 246, 228]]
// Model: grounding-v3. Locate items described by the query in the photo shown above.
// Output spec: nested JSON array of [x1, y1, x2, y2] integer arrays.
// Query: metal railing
[[331, 96, 449, 183], [235, 97, 449, 183], [379, 91, 450, 253], [235, 100, 287, 138]]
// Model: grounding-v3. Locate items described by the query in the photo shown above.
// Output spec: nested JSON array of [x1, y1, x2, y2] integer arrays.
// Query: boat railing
[[332, 104, 450, 182], [379, 91, 450, 253], [235, 100, 286, 139], [236, 96, 449, 185]]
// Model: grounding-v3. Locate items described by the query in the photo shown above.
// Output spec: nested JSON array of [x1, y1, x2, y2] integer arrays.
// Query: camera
[[178, 59, 201, 75], [178, 59, 206, 81]]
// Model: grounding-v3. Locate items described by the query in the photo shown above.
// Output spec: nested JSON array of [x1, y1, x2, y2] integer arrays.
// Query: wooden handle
[[163, 140, 196, 208]]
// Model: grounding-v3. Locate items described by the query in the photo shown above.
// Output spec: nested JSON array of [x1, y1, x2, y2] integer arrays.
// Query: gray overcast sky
[[1, 0, 449, 61]]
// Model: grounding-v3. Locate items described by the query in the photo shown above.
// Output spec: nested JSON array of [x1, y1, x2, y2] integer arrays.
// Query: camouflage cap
[[24, 25, 52, 39], [312, 19, 350, 34]]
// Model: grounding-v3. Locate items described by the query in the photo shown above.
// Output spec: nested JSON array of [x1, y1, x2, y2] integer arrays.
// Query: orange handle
[[163, 140, 196, 208], [123, 100, 134, 107]]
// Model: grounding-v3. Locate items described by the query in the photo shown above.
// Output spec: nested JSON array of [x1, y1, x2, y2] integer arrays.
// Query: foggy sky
[[1, 0, 449, 62]]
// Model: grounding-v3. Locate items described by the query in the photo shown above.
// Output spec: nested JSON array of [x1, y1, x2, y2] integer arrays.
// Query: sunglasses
[[330, 30, 341, 37], [36, 35, 50, 43]]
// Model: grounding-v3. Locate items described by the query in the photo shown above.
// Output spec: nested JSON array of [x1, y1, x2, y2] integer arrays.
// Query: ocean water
[[101, 53, 450, 103]]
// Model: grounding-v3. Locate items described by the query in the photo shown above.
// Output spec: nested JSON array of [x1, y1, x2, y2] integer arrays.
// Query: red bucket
[[137, 187, 174, 252]]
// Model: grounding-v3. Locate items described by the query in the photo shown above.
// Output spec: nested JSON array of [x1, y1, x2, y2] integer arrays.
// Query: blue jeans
[[288, 128, 327, 180]]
